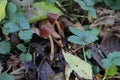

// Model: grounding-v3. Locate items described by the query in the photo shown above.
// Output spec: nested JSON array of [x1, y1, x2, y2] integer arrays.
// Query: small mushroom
[[39, 24, 54, 62], [39, 20, 63, 48], [48, 13, 65, 37]]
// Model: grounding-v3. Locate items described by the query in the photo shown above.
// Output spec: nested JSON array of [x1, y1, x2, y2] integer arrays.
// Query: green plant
[[0, 41, 10, 54], [102, 52, 120, 68], [0, 2, 33, 79], [2, 2, 33, 42], [103, 64, 117, 80], [17, 44, 32, 62], [104, 0, 120, 10], [73, 0, 97, 18], [68, 27, 98, 61], [102, 52, 120, 80]]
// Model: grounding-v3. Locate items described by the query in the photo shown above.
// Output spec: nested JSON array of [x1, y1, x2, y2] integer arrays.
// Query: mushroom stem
[[48, 35, 54, 62], [56, 21, 65, 38]]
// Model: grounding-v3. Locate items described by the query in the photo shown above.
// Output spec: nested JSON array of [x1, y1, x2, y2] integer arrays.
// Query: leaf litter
[[0, 0, 120, 80]]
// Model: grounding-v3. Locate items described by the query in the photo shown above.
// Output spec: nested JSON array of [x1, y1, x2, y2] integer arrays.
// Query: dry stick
[[72, 43, 90, 53], [48, 35, 54, 62], [56, 21, 65, 38]]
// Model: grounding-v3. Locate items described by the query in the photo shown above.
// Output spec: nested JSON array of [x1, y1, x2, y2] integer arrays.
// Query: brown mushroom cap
[[39, 25, 52, 38], [47, 13, 59, 25]]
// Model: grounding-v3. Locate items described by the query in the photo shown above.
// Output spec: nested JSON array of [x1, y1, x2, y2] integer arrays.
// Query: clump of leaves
[[102, 52, 120, 80], [68, 27, 98, 45], [73, 0, 97, 18], [104, 0, 120, 10], [102, 52, 120, 68], [17, 44, 32, 62], [2, 2, 33, 42], [62, 50, 92, 80], [68, 27, 99, 61], [103, 64, 118, 80]]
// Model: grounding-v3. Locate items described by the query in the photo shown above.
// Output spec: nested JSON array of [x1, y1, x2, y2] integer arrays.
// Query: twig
[[72, 43, 90, 53], [70, 14, 88, 18]]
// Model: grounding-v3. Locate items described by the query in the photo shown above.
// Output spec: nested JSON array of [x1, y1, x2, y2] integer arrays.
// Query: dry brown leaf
[[90, 16, 115, 28], [59, 16, 84, 30]]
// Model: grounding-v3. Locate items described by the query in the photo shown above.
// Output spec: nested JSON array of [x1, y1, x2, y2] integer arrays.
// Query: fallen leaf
[[0, 0, 7, 21], [62, 50, 92, 80], [24, 2, 63, 23], [38, 60, 55, 80]]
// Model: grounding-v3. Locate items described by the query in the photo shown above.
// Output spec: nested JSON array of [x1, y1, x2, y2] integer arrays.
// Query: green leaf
[[68, 27, 98, 45], [18, 29, 33, 42], [65, 66, 72, 80], [74, 0, 89, 10], [19, 53, 32, 62], [25, 1, 63, 23], [68, 35, 86, 45], [102, 52, 120, 68], [91, 27, 100, 36], [62, 50, 92, 79], [92, 66, 100, 75], [3, 22, 20, 35], [86, 50, 92, 59], [104, 0, 120, 10], [0, 72, 15, 80], [88, 7, 97, 18], [17, 44, 27, 53], [84, 0, 95, 6], [0, 41, 10, 54], [7, 2, 17, 18], [69, 27, 84, 38], [105, 64, 117, 77], [74, 0, 97, 18], [0, 0, 7, 21], [84, 31, 98, 43], [16, 12, 30, 30]]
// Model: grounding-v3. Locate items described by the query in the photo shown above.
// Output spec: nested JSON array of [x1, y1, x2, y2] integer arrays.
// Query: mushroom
[[48, 13, 65, 37], [39, 24, 54, 62], [39, 20, 63, 47]]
